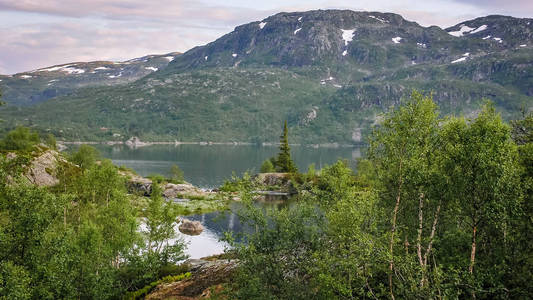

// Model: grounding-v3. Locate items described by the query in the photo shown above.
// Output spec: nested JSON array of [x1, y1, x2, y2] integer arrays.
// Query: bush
[[0, 127, 40, 152], [170, 164, 184, 183], [260, 159, 275, 173], [123, 272, 191, 300], [70, 144, 100, 169]]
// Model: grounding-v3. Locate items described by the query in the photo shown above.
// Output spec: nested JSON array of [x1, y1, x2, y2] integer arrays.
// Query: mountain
[[0, 52, 180, 105], [0, 10, 531, 144]]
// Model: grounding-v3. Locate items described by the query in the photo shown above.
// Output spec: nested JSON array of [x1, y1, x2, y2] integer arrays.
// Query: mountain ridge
[[0, 9, 531, 143]]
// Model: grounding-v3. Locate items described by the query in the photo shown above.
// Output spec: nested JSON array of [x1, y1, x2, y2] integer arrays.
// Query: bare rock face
[[179, 219, 204, 236], [25, 150, 63, 186]]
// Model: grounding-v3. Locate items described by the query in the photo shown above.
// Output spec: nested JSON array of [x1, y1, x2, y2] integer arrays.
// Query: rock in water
[[179, 219, 204, 235]]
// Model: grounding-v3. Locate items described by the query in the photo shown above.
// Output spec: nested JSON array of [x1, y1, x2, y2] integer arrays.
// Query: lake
[[90, 144, 363, 258], [93, 144, 363, 188]]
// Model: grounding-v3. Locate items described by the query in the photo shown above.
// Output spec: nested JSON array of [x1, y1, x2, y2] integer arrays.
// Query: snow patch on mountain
[[145, 67, 158, 72], [294, 28, 301, 35], [259, 22, 267, 29], [392, 37, 402, 44], [451, 57, 467, 63], [341, 29, 355, 46], [448, 24, 475, 37]]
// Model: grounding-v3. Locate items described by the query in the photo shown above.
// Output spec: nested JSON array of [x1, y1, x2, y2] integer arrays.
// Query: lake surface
[[93, 144, 363, 188], [89, 144, 363, 258]]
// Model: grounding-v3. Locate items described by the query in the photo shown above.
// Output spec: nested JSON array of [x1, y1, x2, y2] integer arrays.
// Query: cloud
[[0, 20, 225, 74]]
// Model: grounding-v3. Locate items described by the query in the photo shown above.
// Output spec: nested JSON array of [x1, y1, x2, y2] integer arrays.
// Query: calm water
[[93, 144, 363, 188], [87, 144, 363, 258]]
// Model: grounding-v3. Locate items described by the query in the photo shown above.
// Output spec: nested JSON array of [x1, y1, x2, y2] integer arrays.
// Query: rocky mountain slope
[[0, 52, 180, 105], [0, 10, 531, 143]]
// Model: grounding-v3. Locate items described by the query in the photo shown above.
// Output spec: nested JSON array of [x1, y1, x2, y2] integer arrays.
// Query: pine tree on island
[[275, 120, 298, 173]]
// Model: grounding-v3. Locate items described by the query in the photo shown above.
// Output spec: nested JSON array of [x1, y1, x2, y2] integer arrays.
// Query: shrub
[[0, 127, 40, 152], [70, 144, 100, 169], [260, 159, 275, 173]]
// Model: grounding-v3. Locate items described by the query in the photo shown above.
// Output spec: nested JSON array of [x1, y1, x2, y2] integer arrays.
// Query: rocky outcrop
[[146, 258, 238, 300], [120, 171, 153, 196], [24, 150, 65, 186], [125, 136, 149, 148], [254, 172, 290, 186], [179, 219, 204, 235], [163, 183, 208, 199]]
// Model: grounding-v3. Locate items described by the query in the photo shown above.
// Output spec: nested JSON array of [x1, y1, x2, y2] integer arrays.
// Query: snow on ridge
[[342, 50, 348, 56], [108, 72, 122, 79], [493, 37, 503, 43], [164, 56, 175, 62], [39, 64, 84, 74], [294, 28, 302, 35], [448, 24, 475, 37], [392, 37, 403, 44], [470, 25, 487, 34], [298, 17, 302, 22], [451, 57, 467, 64], [94, 67, 109, 71], [369, 15, 388, 23], [519, 44, 527, 47], [259, 22, 267, 29], [20, 75, 32, 79], [232, 53, 238, 58], [204, 56, 208, 61], [482, 35, 491, 40], [463, 52, 470, 56], [145, 67, 158, 72], [417, 42, 427, 48], [341, 29, 355, 46]]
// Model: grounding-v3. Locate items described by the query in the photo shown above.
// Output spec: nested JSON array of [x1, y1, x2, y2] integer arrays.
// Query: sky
[[0, 0, 531, 74]]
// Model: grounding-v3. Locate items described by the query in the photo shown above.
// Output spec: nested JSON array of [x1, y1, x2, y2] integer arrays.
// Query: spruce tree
[[275, 120, 297, 173]]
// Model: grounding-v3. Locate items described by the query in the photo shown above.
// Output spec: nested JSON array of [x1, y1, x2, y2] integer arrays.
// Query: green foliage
[[0, 127, 40, 151], [274, 120, 297, 173], [69, 144, 100, 169], [44, 133, 56, 150], [0, 146, 186, 299], [170, 164, 184, 183], [259, 159, 275, 173], [226, 93, 531, 299], [123, 272, 191, 300], [0, 261, 31, 300]]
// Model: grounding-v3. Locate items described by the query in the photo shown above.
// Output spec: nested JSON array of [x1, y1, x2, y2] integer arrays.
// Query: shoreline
[[58, 140, 366, 149]]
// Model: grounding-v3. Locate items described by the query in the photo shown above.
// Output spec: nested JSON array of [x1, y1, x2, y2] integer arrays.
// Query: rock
[[179, 219, 204, 235], [125, 136, 149, 148], [146, 258, 238, 300], [254, 172, 290, 186], [163, 183, 199, 198], [25, 150, 64, 186], [119, 170, 153, 196]]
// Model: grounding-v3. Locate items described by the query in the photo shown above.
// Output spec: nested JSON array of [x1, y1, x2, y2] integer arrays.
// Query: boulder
[[179, 219, 204, 235]]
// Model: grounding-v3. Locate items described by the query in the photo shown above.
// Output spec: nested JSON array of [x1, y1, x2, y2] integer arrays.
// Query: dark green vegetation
[[261, 120, 298, 173], [0, 10, 531, 143], [0, 142, 190, 299], [222, 93, 533, 299]]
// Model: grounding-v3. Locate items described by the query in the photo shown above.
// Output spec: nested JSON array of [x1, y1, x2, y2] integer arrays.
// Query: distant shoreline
[[58, 140, 365, 149]]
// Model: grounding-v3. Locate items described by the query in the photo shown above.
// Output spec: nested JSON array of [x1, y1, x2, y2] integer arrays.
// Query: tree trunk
[[389, 176, 403, 300], [417, 193, 424, 267], [469, 225, 477, 273]]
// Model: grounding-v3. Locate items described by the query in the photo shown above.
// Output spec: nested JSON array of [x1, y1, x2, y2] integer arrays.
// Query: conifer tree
[[275, 120, 297, 173]]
